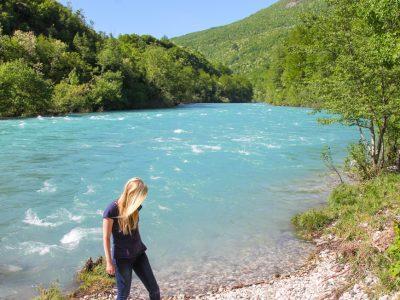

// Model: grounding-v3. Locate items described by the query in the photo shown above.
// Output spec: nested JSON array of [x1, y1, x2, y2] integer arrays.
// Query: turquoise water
[[0, 103, 358, 299]]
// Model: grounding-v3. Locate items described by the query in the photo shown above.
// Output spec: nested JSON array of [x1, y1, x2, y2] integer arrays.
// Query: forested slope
[[0, 0, 253, 118], [172, 0, 320, 76]]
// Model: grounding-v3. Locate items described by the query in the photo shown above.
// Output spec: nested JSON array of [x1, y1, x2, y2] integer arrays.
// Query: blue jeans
[[114, 252, 160, 300]]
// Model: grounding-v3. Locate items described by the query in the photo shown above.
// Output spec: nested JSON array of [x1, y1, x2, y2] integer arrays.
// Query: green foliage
[[387, 223, 400, 278], [345, 142, 376, 180], [377, 222, 400, 291], [173, 0, 321, 77], [294, 173, 400, 293], [292, 208, 332, 239], [217, 74, 253, 103], [142, 46, 194, 106], [75, 257, 115, 296], [90, 71, 123, 111], [0, 59, 52, 117], [34, 282, 66, 300], [33, 257, 114, 299], [0, 0, 253, 118], [52, 80, 91, 113], [0, 0, 99, 47], [258, 0, 400, 172]]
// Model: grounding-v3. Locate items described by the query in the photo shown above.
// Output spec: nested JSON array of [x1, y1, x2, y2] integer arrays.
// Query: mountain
[[172, 0, 319, 77]]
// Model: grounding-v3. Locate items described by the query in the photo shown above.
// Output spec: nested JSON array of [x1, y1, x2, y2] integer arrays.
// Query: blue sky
[[59, 0, 278, 38]]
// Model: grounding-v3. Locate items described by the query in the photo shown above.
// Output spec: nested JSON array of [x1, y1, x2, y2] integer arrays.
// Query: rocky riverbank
[[196, 236, 399, 300], [77, 235, 397, 300]]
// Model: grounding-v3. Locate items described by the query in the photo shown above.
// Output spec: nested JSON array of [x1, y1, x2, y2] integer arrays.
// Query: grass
[[73, 256, 115, 296], [34, 256, 114, 300], [33, 282, 66, 300], [292, 173, 400, 294]]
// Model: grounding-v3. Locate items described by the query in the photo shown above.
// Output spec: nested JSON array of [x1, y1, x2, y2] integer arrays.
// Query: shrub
[[328, 183, 358, 207], [52, 80, 92, 113], [74, 256, 115, 296], [345, 142, 376, 180], [292, 208, 332, 239], [90, 71, 123, 111], [34, 282, 66, 300]]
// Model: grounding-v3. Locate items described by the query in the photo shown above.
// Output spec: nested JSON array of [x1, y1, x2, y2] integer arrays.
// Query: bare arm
[[103, 218, 115, 275]]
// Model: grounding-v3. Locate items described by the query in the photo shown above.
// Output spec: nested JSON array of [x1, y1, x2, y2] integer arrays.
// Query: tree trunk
[[369, 122, 377, 167], [397, 148, 400, 171], [376, 117, 388, 170]]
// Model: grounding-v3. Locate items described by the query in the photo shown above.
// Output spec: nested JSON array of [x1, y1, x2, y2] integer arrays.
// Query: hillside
[[0, 0, 253, 118], [172, 0, 320, 76]]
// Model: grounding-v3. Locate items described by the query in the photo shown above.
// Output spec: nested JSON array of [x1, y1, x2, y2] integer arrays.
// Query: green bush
[[90, 71, 123, 111], [0, 59, 52, 117], [345, 143, 376, 180], [328, 183, 358, 207], [52, 80, 92, 114], [34, 282, 66, 300], [75, 257, 114, 296], [378, 222, 400, 291], [292, 208, 332, 239]]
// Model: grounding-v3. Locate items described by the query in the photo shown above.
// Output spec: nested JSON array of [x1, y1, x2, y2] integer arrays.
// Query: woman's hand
[[106, 260, 115, 276], [103, 218, 114, 276]]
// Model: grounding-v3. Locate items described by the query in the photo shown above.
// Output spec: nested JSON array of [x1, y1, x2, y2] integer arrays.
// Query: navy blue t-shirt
[[103, 201, 147, 259]]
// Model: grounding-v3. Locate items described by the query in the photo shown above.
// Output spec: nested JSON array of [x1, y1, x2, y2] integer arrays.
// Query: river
[[0, 103, 358, 299]]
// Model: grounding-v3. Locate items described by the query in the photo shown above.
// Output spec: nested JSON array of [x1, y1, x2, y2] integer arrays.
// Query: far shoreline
[[0, 100, 319, 121]]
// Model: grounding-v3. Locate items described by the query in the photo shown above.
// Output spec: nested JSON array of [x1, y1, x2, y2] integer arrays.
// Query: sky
[[58, 0, 278, 38]]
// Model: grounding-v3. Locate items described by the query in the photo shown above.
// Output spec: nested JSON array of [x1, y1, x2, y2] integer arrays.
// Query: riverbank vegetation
[[0, 0, 253, 118], [293, 173, 400, 294], [34, 257, 113, 300]]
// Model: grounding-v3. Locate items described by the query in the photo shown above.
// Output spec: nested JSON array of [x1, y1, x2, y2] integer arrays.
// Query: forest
[[173, 0, 321, 100], [0, 0, 253, 118]]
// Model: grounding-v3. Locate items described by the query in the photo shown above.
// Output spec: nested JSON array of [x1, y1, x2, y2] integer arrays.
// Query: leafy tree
[[0, 60, 52, 117], [142, 47, 193, 106], [309, 0, 400, 171], [90, 71, 123, 111], [217, 74, 253, 103], [0, 0, 99, 47], [52, 69, 92, 113]]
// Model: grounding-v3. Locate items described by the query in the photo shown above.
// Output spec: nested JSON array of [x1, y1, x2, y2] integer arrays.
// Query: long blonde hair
[[117, 177, 148, 235]]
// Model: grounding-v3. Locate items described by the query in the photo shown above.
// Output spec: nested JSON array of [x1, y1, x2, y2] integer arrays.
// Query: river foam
[[23, 209, 60, 227], [60, 227, 101, 249], [36, 180, 57, 193], [20, 241, 58, 256]]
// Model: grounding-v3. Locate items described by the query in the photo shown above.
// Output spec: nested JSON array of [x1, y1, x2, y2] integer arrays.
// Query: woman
[[103, 177, 160, 300]]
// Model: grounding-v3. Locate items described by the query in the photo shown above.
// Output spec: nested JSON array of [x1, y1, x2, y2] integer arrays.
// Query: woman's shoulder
[[102, 200, 119, 219]]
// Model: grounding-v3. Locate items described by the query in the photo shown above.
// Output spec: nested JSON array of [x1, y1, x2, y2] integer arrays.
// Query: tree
[[90, 71, 123, 111], [0, 60, 52, 117], [52, 70, 92, 113], [308, 0, 400, 172], [217, 74, 253, 103], [142, 46, 193, 106]]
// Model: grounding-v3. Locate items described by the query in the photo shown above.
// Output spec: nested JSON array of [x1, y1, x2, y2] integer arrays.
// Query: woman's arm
[[103, 218, 115, 275]]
